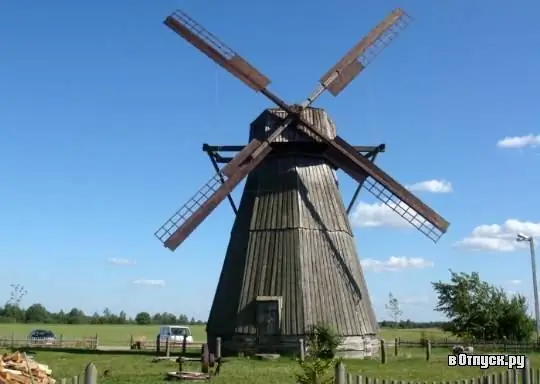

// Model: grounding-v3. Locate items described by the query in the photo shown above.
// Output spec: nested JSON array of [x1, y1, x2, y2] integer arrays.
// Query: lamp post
[[516, 233, 539, 339]]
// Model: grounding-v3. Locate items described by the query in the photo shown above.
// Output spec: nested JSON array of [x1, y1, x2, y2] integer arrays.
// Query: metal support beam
[[202, 142, 385, 216], [346, 149, 380, 214], [203, 150, 238, 215], [202, 143, 385, 153]]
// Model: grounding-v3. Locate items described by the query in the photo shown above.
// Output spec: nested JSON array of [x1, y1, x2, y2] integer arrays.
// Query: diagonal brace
[[346, 145, 383, 214], [203, 148, 238, 215]]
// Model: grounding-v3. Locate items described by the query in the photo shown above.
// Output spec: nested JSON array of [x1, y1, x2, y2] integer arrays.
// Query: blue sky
[[1, 0, 539, 323]]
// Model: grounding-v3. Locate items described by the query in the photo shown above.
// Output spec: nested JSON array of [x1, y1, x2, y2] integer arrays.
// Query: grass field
[[0, 324, 451, 345], [8, 348, 537, 383], [0, 326, 531, 383]]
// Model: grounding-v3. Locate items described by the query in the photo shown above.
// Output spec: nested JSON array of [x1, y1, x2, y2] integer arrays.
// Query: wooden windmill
[[155, 8, 450, 356]]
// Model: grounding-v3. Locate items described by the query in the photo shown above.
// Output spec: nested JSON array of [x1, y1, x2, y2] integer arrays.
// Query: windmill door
[[255, 296, 282, 345]]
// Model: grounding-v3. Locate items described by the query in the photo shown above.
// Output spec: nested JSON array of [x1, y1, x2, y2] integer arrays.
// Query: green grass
[[9, 348, 539, 384], [0, 324, 207, 345], [0, 324, 451, 346]]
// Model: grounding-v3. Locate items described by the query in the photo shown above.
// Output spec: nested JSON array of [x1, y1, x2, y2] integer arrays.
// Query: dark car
[[28, 329, 56, 345]]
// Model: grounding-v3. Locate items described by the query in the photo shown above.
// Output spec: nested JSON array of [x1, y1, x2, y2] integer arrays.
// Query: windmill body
[[206, 108, 378, 356], [154, 7, 450, 358]]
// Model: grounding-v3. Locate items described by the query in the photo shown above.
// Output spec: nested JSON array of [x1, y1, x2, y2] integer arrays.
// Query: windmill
[[155, 8, 450, 356]]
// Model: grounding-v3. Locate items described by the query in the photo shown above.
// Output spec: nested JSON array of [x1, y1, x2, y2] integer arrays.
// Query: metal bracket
[[202, 145, 239, 215], [346, 144, 385, 214], [202, 143, 386, 217]]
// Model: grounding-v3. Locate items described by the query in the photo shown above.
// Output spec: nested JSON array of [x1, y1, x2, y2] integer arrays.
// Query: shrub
[[295, 323, 343, 384]]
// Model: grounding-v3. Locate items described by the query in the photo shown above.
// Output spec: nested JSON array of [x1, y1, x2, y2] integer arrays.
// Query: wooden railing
[[334, 360, 534, 384]]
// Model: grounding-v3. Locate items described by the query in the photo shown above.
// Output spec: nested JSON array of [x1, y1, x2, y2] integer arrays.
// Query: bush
[[307, 323, 343, 359], [295, 323, 342, 384]]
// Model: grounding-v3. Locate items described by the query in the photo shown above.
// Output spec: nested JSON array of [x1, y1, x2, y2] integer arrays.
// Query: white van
[[158, 325, 193, 344]]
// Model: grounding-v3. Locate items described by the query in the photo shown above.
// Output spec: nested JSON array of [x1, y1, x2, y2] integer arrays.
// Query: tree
[[25, 304, 49, 323], [432, 270, 534, 341], [385, 293, 403, 327], [7, 284, 27, 307], [135, 312, 151, 325], [66, 308, 86, 324]]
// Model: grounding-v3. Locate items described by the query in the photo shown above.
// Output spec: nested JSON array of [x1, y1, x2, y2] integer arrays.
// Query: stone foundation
[[211, 333, 380, 359], [336, 335, 380, 358]]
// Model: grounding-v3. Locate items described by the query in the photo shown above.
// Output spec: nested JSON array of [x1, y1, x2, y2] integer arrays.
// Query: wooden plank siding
[[206, 108, 378, 353]]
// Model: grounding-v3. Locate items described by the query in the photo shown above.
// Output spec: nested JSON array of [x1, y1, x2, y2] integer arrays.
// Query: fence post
[[165, 336, 171, 357], [521, 357, 530, 384], [129, 335, 134, 348], [73, 376, 79, 384], [394, 337, 399, 356], [380, 339, 386, 364], [299, 338, 305, 362], [216, 337, 222, 359], [182, 335, 187, 355], [84, 362, 98, 384], [94, 333, 99, 349], [10, 333, 14, 349], [334, 361, 346, 384], [156, 334, 160, 354], [425, 340, 431, 361]]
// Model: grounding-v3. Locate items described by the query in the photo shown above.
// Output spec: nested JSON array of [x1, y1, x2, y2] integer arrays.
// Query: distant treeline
[[378, 320, 448, 329], [0, 303, 445, 329], [0, 303, 205, 325]]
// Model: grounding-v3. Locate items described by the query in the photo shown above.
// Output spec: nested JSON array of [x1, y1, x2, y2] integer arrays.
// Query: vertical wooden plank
[[165, 336, 170, 357], [299, 338, 305, 362], [182, 335, 187, 355], [84, 362, 98, 384], [426, 341, 432, 361], [216, 337, 222, 359], [73, 376, 79, 384], [522, 358, 531, 384], [60, 379, 67, 384], [515, 369, 520, 384], [356, 376, 362, 384], [380, 340, 387, 364], [394, 337, 399, 356], [334, 361, 346, 384], [506, 369, 512, 384]]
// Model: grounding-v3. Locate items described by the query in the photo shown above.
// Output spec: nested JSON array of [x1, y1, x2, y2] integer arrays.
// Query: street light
[[516, 233, 539, 339]]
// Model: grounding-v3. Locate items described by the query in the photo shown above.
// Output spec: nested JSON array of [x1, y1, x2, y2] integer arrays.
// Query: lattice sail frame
[[155, 7, 450, 250]]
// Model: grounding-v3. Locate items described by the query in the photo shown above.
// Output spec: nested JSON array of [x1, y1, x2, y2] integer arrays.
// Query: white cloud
[[133, 279, 165, 286], [361, 256, 434, 272], [455, 219, 540, 252], [497, 134, 540, 149], [350, 201, 414, 229], [509, 279, 522, 285], [107, 258, 136, 266], [406, 179, 453, 193]]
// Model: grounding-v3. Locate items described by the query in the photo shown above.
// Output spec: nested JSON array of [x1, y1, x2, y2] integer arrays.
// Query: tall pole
[[529, 237, 540, 339]]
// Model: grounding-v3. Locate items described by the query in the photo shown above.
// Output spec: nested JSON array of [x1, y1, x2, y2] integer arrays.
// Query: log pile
[[0, 352, 54, 384]]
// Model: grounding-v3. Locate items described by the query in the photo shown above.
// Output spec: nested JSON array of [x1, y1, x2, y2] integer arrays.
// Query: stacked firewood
[[0, 352, 54, 384]]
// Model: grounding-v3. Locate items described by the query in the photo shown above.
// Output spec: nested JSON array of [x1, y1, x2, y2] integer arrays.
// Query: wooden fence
[[0, 334, 98, 349], [397, 338, 540, 353], [334, 360, 535, 384], [2, 333, 540, 356]]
